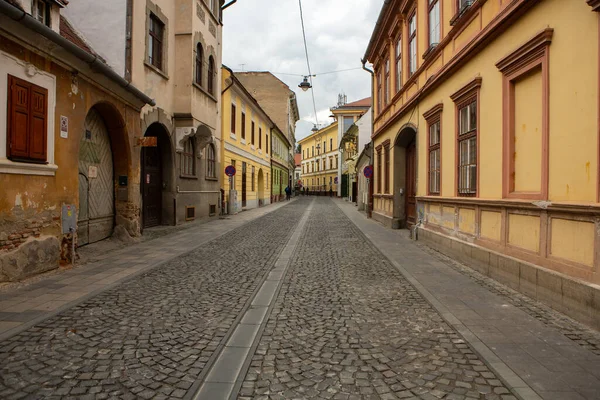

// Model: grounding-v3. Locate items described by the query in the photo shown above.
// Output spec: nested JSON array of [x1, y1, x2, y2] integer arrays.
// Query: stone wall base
[[0, 236, 60, 282], [418, 227, 600, 330], [372, 211, 402, 229]]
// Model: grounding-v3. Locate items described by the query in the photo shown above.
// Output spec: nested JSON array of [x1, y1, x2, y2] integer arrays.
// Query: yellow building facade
[[364, 0, 600, 326], [221, 67, 272, 211], [299, 122, 339, 194]]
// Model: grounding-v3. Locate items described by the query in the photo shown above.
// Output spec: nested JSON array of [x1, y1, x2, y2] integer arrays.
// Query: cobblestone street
[[0, 198, 599, 399]]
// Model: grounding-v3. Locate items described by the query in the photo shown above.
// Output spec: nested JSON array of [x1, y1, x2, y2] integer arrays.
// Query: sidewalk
[[335, 199, 600, 400], [0, 200, 294, 341]]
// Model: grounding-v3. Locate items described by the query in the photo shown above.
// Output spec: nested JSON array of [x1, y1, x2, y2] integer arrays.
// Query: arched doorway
[[142, 123, 172, 228], [393, 124, 417, 228], [257, 168, 264, 206], [78, 107, 114, 245]]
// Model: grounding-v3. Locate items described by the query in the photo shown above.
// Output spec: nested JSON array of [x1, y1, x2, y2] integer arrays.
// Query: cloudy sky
[[222, 0, 382, 142]]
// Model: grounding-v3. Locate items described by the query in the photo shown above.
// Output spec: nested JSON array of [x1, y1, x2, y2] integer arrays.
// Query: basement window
[[185, 206, 196, 221]]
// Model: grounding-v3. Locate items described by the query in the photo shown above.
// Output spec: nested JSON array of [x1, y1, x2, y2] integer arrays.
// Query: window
[[251, 121, 255, 145], [259, 127, 262, 149], [322, 159, 326, 171], [428, 0, 441, 48], [343, 116, 353, 133], [266, 134, 269, 153], [458, 100, 477, 195], [376, 148, 382, 193], [384, 144, 390, 193], [252, 166, 255, 191], [195, 43, 203, 86], [395, 37, 402, 92], [335, 155, 338, 169], [33, 0, 50, 27], [323, 141, 326, 153], [330, 138, 333, 151], [458, 0, 475, 12], [181, 138, 195, 176], [7, 75, 48, 163], [230, 104, 236, 134], [384, 58, 390, 105], [312, 146, 314, 157], [206, 144, 216, 178], [208, 56, 215, 94], [428, 120, 441, 194], [409, 12, 417, 76], [241, 112, 246, 140], [377, 70, 382, 113], [148, 13, 164, 70]]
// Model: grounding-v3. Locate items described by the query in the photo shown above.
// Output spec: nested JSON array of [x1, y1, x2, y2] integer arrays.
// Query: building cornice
[[224, 142, 270, 169], [495, 28, 553, 74], [588, 0, 600, 12]]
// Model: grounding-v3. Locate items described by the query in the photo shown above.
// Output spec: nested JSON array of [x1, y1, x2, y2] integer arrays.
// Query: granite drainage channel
[[189, 199, 313, 400]]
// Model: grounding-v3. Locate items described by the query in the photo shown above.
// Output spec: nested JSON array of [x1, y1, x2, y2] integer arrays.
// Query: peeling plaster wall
[[0, 37, 143, 281]]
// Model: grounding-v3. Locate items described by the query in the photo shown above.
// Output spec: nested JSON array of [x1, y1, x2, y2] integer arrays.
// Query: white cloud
[[222, 0, 381, 142]]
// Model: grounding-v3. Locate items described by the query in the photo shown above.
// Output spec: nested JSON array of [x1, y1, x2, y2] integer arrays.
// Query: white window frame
[[0, 51, 57, 176]]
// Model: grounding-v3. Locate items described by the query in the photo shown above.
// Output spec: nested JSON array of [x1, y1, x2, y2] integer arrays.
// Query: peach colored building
[[364, 0, 600, 328]]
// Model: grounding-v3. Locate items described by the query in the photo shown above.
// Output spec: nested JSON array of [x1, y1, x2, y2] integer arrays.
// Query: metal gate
[[78, 108, 114, 246]]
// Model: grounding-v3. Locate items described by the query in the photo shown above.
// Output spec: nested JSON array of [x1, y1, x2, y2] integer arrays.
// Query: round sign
[[363, 165, 374, 179], [334, 177, 339, 184], [225, 165, 236, 177]]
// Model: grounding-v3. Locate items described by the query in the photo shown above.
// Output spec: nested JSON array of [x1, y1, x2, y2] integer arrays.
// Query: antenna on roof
[[239, 64, 246, 72], [337, 93, 347, 107]]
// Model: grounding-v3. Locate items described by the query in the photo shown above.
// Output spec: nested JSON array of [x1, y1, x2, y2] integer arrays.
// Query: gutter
[[361, 58, 375, 219], [0, 0, 155, 106]]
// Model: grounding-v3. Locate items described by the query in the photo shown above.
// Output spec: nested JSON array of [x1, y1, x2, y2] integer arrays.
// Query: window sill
[[180, 174, 198, 180], [192, 82, 218, 103], [0, 159, 57, 176], [241, 139, 247, 144], [422, 43, 439, 60], [144, 61, 169, 80], [230, 133, 237, 140], [205, 176, 218, 181], [450, 2, 476, 27]]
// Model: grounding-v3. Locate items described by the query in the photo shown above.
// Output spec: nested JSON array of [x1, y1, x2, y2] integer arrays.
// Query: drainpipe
[[0, 0, 155, 106], [361, 58, 374, 219]]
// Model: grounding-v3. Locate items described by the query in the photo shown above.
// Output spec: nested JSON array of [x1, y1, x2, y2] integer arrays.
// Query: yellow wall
[[221, 68, 271, 206], [550, 218, 595, 267], [508, 214, 540, 253], [480, 211, 502, 242], [299, 122, 339, 191]]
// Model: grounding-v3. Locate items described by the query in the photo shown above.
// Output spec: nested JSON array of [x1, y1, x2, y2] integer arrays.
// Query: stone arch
[[392, 123, 418, 228]]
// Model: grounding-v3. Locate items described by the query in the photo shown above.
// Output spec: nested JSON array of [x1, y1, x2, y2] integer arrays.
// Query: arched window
[[208, 55, 215, 94], [181, 138, 195, 176], [196, 43, 203, 86], [206, 144, 216, 178]]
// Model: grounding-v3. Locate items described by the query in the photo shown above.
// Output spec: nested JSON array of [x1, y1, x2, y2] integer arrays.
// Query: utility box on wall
[[61, 205, 77, 234]]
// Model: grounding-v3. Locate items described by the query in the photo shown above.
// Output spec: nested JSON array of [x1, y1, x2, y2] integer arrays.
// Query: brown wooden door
[[405, 141, 416, 226], [242, 162, 247, 207], [142, 143, 162, 228]]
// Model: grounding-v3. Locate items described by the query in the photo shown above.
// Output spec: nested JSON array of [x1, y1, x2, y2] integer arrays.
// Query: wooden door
[[242, 162, 247, 207], [142, 141, 162, 228], [78, 108, 114, 246], [405, 141, 416, 226]]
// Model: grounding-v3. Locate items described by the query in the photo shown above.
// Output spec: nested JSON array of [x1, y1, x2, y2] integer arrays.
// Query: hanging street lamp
[[298, 76, 312, 91]]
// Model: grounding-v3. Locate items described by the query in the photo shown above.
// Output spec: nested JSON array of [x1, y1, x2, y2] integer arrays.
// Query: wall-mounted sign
[[137, 137, 158, 147], [146, 174, 151, 184], [88, 165, 98, 179], [61, 204, 77, 234], [60, 116, 68, 138]]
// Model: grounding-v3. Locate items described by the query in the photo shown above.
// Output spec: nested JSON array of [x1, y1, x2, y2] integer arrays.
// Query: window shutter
[[29, 86, 48, 161], [8, 76, 31, 159]]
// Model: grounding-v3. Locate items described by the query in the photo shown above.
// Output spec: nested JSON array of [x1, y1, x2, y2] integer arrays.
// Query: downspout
[[362, 58, 375, 219], [0, 0, 155, 106]]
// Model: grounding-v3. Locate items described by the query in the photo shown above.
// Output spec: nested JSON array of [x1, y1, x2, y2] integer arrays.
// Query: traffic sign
[[364, 165, 374, 179], [334, 177, 338, 184], [225, 165, 236, 177]]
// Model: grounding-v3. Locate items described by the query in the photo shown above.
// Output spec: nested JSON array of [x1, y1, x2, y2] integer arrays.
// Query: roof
[[295, 153, 301, 167], [4, 0, 24, 10], [342, 97, 372, 108], [59, 16, 102, 60], [297, 121, 339, 144]]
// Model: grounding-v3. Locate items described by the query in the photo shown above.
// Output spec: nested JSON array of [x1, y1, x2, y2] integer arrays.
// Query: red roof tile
[[59, 16, 105, 62], [341, 97, 372, 108]]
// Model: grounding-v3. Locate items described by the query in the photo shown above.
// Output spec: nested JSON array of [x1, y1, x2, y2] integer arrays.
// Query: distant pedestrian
[[329, 187, 333, 197], [285, 185, 291, 201]]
